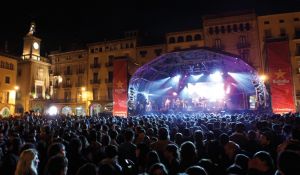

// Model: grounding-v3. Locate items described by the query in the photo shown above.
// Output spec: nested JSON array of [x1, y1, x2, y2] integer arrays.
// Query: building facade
[[48, 50, 88, 116], [257, 12, 300, 109], [203, 11, 263, 72], [0, 53, 17, 117]]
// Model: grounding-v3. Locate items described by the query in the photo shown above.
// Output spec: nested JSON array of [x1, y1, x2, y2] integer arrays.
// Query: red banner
[[113, 59, 128, 117], [266, 41, 295, 113]]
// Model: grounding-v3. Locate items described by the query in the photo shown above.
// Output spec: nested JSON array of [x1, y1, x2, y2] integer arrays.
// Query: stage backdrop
[[113, 59, 128, 117], [266, 40, 295, 113]]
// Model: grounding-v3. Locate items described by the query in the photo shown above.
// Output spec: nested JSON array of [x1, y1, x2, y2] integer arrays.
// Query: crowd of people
[[0, 111, 300, 175]]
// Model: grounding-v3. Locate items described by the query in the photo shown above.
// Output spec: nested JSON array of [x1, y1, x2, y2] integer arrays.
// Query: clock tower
[[17, 22, 51, 114], [22, 22, 41, 60]]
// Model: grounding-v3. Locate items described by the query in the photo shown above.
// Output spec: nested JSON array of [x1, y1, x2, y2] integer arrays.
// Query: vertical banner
[[266, 40, 295, 113], [113, 59, 128, 117]]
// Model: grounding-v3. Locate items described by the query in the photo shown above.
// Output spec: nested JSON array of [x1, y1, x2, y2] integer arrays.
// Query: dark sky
[[1, 0, 300, 55]]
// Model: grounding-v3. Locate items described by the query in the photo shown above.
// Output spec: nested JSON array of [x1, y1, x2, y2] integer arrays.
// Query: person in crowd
[[247, 151, 275, 175], [179, 141, 197, 172], [148, 163, 168, 175], [164, 144, 180, 175], [76, 163, 98, 175], [44, 154, 68, 175], [15, 148, 39, 175], [185, 165, 208, 175]]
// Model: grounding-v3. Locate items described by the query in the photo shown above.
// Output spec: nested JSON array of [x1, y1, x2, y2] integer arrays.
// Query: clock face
[[33, 42, 39, 49]]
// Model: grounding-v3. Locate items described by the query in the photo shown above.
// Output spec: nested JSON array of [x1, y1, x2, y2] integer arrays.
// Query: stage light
[[172, 92, 178, 96], [210, 71, 223, 82], [191, 73, 203, 80], [259, 74, 267, 81], [174, 75, 181, 82], [48, 106, 58, 116]]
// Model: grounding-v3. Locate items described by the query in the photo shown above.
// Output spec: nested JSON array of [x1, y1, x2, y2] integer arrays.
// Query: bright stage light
[[48, 106, 58, 116], [210, 71, 223, 82], [191, 74, 203, 81], [173, 75, 181, 82], [187, 82, 225, 101], [172, 92, 178, 96], [259, 74, 267, 81]]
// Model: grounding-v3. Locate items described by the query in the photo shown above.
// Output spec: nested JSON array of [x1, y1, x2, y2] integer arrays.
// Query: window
[[233, 24, 238, 32], [139, 50, 147, 57], [239, 23, 244, 31], [194, 34, 201, 40], [130, 43, 134, 48], [215, 39, 222, 49], [215, 26, 219, 34], [245, 23, 250, 31], [108, 55, 114, 66], [264, 21, 270, 24], [294, 18, 300, 22], [18, 70, 21, 77], [90, 48, 94, 53], [36, 85, 43, 98], [78, 54, 82, 58], [169, 37, 175, 43], [221, 26, 225, 33], [108, 72, 113, 83], [94, 57, 99, 64], [177, 36, 184, 42], [154, 49, 162, 56], [296, 44, 300, 56], [279, 19, 285, 23], [227, 25, 232, 33], [93, 73, 98, 81], [64, 91, 71, 101], [280, 28, 286, 36], [208, 27, 214, 35], [264, 29, 272, 38], [186, 35, 192, 41], [66, 78, 71, 86], [5, 76, 10, 84], [93, 88, 99, 100], [240, 35, 247, 44]]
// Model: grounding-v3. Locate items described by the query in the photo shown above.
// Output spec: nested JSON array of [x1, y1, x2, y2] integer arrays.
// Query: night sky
[[1, 0, 300, 55]]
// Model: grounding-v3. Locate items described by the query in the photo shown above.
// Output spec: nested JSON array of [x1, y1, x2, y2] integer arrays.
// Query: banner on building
[[266, 40, 296, 113], [113, 58, 128, 117]]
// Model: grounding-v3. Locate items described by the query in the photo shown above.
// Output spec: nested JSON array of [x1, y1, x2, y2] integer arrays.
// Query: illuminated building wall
[[257, 12, 300, 110], [48, 50, 89, 116], [0, 54, 17, 117], [203, 10, 263, 72]]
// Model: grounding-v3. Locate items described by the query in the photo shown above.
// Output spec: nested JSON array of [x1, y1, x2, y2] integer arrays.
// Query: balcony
[[90, 63, 101, 69], [51, 99, 77, 103], [105, 79, 113, 84], [90, 79, 101, 84], [75, 83, 84, 87], [64, 70, 72, 75], [76, 69, 85, 74], [105, 62, 113, 67], [236, 42, 251, 49], [62, 84, 72, 88]]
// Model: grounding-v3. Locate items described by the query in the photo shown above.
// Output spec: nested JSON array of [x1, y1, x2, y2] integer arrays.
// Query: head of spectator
[[148, 163, 168, 175], [146, 151, 160, 171], [248, 151, 274, 174], [47, 142, 66, 158], [186, 165, 208, 175], [277, 150, 300, 175], [124, 129, 135, 143], [76, 163, 98, 175], [45, 154, 68, 175], [164, 144, 179, 162], [15, 148, 39, 175], [158, 127, 169, 141], [224, 141, 240, 160]]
